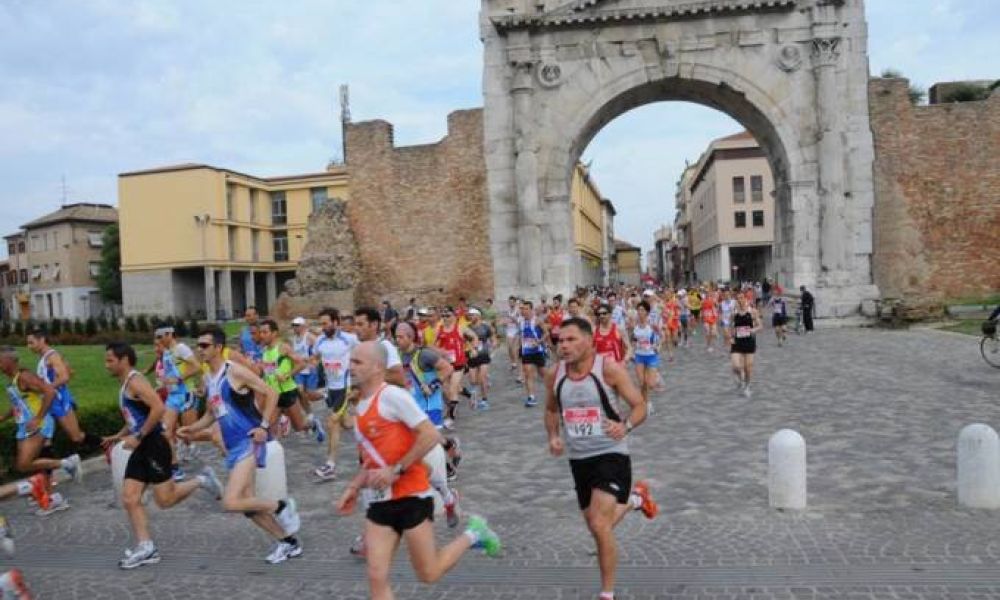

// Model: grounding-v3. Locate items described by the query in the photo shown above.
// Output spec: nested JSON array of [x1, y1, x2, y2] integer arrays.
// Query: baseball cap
[[291, 316, 306, 326]]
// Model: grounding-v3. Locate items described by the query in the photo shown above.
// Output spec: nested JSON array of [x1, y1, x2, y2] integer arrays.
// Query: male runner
[[770, 293, 790, 346], [25, 329, 102, 450], [593, 304, 628, 364], [0, 347, 81, 515], [465, 308, 495, 411], [516, 300, 546, 407], [313, 308, 359, 481], [178, 327, 303, 564], [155, 326, 200, 481], [546, 294, 566, 352], [335, 341, 501, 600], [354, 307, 406, 387], [239, 306, 260, 356], [435, 307, 470, 426], [258, 319, 324, 442], [102, 342, 222, 569], [291, 316, 320, 407], [545, 318, 658, 600], [502, 297, 522, 381]]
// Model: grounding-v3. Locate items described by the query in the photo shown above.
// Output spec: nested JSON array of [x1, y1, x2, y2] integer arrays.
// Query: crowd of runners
[[0, 281, 807, 599]]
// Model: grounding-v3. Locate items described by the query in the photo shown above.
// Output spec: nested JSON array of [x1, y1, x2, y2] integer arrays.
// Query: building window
[[734, 211, 747, 228], [89, 262, 101, 278], [56, 292, 63, 317], [226, 183, 236, 220], [17, 241, 25, 254], [249, 189, 258, 223], [273, 231, 289, 262], [251, 230, 260, 262], [752, 210, 765, 228], [51, 263, 60, 281], [751, 175, 763, 202], [6, 242, 14, 255], [31, 266, 42, 280], [271, 191, 287, 225], [30, 235, 42, 252], [311, 187, 328, 213], [228, 227, 237, 261], [732, 176, 746, 203], [87, 232, 104, 247], [19, 269, 27, 283]]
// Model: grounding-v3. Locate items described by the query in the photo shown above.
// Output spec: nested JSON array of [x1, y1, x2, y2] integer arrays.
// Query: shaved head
[[350, 340, 387, 391]]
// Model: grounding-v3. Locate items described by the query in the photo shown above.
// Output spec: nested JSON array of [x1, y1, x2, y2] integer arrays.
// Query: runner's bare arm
[[603, 359, 647, 429], [128, 374, 166, 437], [229, 361, 279, 426], [543, 366, 561, 439], [48, 352, 71, 388]]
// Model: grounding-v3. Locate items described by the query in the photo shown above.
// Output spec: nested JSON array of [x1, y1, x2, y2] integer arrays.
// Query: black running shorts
[[568, 453, 632, 510], [124, 433, 173, 485], [277, 389, 300, 409], [520, 352, 546, 369], [366, 496, 434, 535], [325, 388, 349, 416]]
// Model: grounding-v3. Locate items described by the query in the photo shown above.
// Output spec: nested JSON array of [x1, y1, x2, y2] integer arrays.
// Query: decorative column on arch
[[811, 35, 850, 286], [511, 58, 544, 291]]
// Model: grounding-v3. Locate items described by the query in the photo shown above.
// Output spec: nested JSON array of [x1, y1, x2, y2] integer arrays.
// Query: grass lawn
[[939, 319, 987, 336], [8, 344, 157, 410]]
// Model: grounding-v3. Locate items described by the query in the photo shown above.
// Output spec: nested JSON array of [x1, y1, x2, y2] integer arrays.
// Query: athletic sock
[[463, 528, 481, 546], [282, 536, 298, 545], [629, 493, 643, 510], [599, 593, 615, 600], [15, 481, 31, 496], [275, 500, 287, 515]]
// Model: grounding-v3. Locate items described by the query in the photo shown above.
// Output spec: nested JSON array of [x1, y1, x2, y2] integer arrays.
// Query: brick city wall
[[870, 78, 1000, 303], [344, 109, 494, 308]]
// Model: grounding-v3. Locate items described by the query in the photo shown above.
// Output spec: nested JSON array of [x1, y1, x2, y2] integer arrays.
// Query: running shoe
[[118, 542, 160, 570], [444, 489, 461, 529], [349, 534, 366, 558], [313, 463, 337, 482], [446, 437, 462, 467], [35, 492, 70, 517], [465, 515, 502, 557], [0, 569, 31, 599], [28, 473, 50, 511], [459, 387, 472, 399], [0, 517, 14, 558], [631, 480, 659, 519], [172, 466, 186, 482], [524, 396, 538, 408], [265, 540, 303, 564], [311, 418, 327, 444], [446, 462, 458, 482], [62, 454, 83, 484], [199, 466, 223, 500], [743, 385, 752, 399], [476, 399, 490, 411], [442, 418, 455, 431], [275, 498, 300, 536]]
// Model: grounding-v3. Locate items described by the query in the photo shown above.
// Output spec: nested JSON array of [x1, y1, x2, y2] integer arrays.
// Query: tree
[[879, 68, 925, 105], [940, 82, 993, 103], [96, 223, 122, 304]]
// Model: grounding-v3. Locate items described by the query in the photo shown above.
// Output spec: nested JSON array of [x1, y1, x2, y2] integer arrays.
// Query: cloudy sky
[[1, 0, 996, 259]]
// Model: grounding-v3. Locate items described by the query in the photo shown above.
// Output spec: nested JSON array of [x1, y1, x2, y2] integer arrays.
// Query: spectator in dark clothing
[[799, 286, 815, 332]]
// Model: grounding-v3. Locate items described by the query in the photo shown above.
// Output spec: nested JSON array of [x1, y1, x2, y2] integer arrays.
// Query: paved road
[[6, 325, 1000, 599]]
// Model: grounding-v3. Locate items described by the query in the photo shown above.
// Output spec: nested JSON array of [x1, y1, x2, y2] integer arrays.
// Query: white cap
[[291, 317, 306, 326], [642, 289, 655, 296], [468, 308, 482, 316]]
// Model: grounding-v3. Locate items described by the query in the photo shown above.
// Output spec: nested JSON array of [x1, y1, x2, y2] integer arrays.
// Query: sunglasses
[[196, 342, 213, 349], [597, 312, 609, 316]]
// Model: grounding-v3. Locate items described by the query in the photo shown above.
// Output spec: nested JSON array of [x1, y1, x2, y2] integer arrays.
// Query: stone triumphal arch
[[482, 0, 880, 317]]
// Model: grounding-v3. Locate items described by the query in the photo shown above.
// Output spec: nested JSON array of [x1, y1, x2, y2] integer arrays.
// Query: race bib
[[324, 360, 344, 380], [638, 339, 653, 351], [736, 326, 752, 339], [13, 404, 26, 425], [445, 350, 457, 363], [361, 486, 390, 504], [262, 361, 277, 376], [563, 407, 601, 438], [209, 394, 229, 418]]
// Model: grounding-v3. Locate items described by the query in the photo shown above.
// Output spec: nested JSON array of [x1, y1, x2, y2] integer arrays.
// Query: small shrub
[[124, 316, 136, 332], [96, 315, 109, 332], [61, 319, 72, 335], [189, 318, 200, 338], [85, 317, 97, 336], [49, 319, 62, 336], [12, 321, 23, 337], [136, 315, 149, 333], [73, 319, 85, 335], [0, 322, 10, 338], [174, 318, 189, 338]]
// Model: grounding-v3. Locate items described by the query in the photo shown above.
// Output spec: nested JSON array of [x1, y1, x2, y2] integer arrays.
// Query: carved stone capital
[[810, 37, 841, 69], [511, 60, 537, 92]]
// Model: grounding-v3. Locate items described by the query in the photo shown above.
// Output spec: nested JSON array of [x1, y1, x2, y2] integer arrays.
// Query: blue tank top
[[292, 334, 313, 375], [119, 370, 163, 436], [37, 349, 75, 405], [401, 348, 444, 415], [161, 347, 188, 396], [633, 323, 659, 356], [205, 362, 264, 450], [520, 317, 545, 356]]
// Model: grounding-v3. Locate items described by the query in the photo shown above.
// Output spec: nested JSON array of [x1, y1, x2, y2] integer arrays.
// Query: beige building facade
[[119, 164, 349, 318], [570, 163, 614, 287], [688, 132, 774, 283], [3, 204, 118, 321], [614, 240, 642, 287]]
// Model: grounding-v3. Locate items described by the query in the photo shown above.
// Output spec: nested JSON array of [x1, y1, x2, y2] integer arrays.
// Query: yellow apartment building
[[118, 164, 348, 318], [613, 240, 642, 287], [570, 163, 615, 287]]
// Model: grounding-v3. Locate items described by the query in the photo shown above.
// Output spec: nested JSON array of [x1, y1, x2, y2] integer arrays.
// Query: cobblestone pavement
[[5, 326, 1000, 599]]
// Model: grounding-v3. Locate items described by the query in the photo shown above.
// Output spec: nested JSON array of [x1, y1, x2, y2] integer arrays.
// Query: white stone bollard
[[768, 429, 807, 510], [957, 423, 1000, 509], [255, 440, 288, 502]]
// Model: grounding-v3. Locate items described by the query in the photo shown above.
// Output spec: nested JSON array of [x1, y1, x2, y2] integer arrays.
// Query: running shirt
[[400, 347, 445, 425], [292, 334, 314, 375], [162, 343, 193, 399], [422, 322, 440, 347], [666, 301, 681, 331], [519, 316, 545, 356], [469, 323, 492, 356], [611, 304, 627, 330], [435, 325, 467, 367], [353, 384, 432, 504], [504, 307, 519, 338], [632, 323, 659, 357], [688, 292, 702, 311], [204, 362, 263, 451], [554, 355, 628, 460], [593, 323, 624, 362], [239, 325, 258, 356], [773, 297, 788, 317], [314, 330, 359, 391], [701, 297, 718, 324], [119, 370, 162, 437], [36, 349, 75, 407], [261, 344, 297, 394], [733, 311, 756, 351], [547, 309, 565, 339], [720, 299, 736, 324]]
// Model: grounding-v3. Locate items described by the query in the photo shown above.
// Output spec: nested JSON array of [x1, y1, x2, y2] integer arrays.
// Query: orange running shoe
[[29, 473, 50, 511], [631, 480, 658, 520]]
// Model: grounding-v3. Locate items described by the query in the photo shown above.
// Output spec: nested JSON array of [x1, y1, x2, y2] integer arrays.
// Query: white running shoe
[[274, 498, 300, 536], [313, 463, 336, 482], [119, 543, 160, 569], [62, 454, 83, 484], [35, 493, 70, 517], [199, 467, 223, 500], [265, 540, 303, 564]]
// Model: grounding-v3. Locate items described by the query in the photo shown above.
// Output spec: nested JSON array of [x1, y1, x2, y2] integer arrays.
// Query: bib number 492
[[563, 407, 600, 438]]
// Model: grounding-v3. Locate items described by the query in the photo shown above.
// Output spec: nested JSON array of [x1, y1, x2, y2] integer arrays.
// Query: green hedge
[[0, 315, 205, 346]]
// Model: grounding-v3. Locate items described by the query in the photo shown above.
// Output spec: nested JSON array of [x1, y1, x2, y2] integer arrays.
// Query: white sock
[[138, 539, 155, 551], [60, 457, 73, 470], [15, 481, 31, 496], [463, 529, 480, 545], [629, 493, 642, 510], [599, 592, 615, 600], [326, 461, 336, 469]]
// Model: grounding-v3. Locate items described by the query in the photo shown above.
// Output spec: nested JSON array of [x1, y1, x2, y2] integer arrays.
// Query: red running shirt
[[593, 323, 624, 362], [436, 325, 467, 367]]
